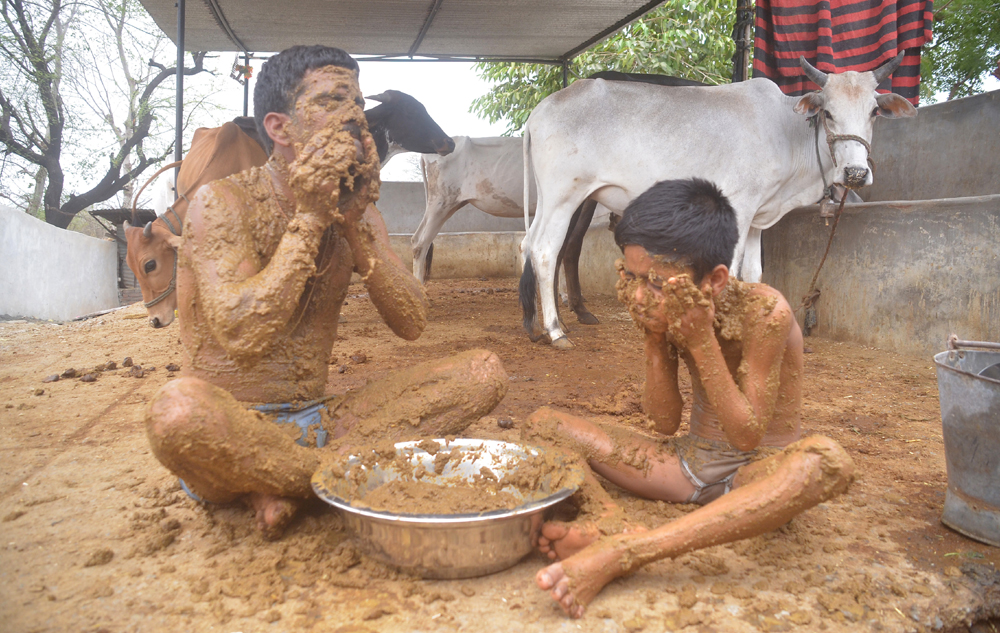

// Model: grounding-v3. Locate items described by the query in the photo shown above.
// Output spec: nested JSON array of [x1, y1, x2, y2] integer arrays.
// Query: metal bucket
[[934, 338, 1000, 547]]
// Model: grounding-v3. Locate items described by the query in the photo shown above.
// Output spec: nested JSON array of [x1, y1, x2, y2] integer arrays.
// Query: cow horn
[[872, 51, 905, 84], [143, 221, 153, 238], [799, 57, 828, 88], [364, 92, 393, 104], [123, 220, 131, 230]]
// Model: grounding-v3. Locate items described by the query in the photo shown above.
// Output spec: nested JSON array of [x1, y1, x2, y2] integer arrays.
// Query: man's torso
[[177, 165, 354, 402]]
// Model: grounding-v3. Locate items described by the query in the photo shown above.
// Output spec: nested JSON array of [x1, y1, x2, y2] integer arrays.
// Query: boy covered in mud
[[145, 46, 507, 539], [526, 178, 855, 617]]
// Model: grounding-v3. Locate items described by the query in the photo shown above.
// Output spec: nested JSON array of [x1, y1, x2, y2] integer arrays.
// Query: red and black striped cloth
[[753, 0, 934, 104]]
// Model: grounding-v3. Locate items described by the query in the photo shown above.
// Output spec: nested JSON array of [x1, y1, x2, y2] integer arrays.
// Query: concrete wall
[[862, 90, 1000, 202], [762, 196, 1000, 358], [387, 226, 624, 296], [0, 205, 119, 321]]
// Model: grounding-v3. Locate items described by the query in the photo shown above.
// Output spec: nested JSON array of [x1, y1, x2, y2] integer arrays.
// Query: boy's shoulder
[[714, 279, 794, 341]]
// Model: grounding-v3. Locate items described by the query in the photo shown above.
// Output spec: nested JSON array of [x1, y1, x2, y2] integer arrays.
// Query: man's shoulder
[[189, 166, 268, 224]]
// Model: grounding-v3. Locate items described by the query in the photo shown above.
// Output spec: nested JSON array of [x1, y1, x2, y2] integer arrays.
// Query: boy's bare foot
[[248, 493, 300, 540], [538, 521, 601, 560], [536, 541, 627, 619], [538, 511, 646, 561]]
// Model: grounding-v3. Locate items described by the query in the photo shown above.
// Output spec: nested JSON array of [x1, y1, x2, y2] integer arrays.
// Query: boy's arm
[[341, 203, 429, 341], [186, 182, 328, 362], [643, 331, 683, 435], [686, 294, 793, 451]]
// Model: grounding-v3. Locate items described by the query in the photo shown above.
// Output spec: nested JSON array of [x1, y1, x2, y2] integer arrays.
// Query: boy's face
[[617, 245, 727, 343]]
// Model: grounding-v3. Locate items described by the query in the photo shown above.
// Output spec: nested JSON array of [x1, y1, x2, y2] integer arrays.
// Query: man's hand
[[334, 130, 379, 228], [289, 124, 373, 226]]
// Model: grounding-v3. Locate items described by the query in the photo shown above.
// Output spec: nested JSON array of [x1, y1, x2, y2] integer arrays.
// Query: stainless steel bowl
[[311, 438, 583, 579]]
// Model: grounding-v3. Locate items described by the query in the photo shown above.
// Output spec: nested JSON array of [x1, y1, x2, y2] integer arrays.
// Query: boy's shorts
[[673, 435, 782, 505]]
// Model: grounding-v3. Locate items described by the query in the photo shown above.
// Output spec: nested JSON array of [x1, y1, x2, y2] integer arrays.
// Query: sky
[[195, 56, 508, 183]]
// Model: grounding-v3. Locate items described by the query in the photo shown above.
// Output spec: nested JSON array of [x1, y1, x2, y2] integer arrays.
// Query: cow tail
[[425, 243, 434, 280], [519, 257, 541, 341]]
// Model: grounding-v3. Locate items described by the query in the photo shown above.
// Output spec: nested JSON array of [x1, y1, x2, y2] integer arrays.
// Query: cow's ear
[[875, 92, 917, 118], [166, 233, 183, 249], [794, 91, 824, 117]]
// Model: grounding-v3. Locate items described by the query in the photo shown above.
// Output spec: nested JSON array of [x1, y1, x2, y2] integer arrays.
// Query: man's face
[[289, 65, 368, 162]]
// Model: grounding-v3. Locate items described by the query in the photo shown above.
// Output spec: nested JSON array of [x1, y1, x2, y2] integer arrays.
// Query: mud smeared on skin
[[325, 350, 508, 447]]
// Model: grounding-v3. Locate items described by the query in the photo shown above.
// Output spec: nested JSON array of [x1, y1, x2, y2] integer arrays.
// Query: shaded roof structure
[[139, 0, 666, 62]]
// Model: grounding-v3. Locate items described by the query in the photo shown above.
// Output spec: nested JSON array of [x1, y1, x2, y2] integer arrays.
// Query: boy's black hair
[[613, 178, 738, 280], [253, 45, 359, 155]]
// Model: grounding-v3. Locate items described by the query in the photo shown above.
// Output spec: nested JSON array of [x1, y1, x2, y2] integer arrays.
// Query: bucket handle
[[948, 334, 1000, 351]]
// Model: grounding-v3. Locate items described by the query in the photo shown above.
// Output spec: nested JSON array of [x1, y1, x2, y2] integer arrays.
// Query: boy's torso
[[682, 280, 803, 448]]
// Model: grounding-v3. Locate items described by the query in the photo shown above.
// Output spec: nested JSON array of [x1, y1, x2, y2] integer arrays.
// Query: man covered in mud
[[145, 45, 507, 539], [525, 178, 855, 617]]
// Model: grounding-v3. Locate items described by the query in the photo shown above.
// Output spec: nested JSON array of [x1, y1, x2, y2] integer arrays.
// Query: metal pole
[[731, 0, 753, 82], [174, 0, 185, 198], [243, 52, 250, 117], [561, 60, 568, 88]]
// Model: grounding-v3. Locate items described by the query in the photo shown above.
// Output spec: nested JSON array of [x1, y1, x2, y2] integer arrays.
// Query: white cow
[[416, 136, 609, 324], [521, 54, 916, 349]]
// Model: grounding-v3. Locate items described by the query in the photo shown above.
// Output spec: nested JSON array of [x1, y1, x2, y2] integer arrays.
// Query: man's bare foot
[[538, 513, 646, 561], [247, 493, 300, 540], [536, 542, 627, 619]]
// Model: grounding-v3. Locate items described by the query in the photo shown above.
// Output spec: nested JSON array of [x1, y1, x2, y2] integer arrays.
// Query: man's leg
[[536, 435, 855, 618], [146, 377, 321, 538], [330, 349, 508, 443], [524, 407, 695, 560]]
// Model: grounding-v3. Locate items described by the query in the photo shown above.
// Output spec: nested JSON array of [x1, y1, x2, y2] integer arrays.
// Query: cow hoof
[[551, 337, 575, 350], [576, 312, 600, 325]]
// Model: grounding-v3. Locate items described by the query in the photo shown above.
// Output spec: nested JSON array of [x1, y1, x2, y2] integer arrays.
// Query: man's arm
[[643, 331, 684, 435], [685, 292, 792, 451], [341, 203, 428, 340], [186, 182, 328, 361]]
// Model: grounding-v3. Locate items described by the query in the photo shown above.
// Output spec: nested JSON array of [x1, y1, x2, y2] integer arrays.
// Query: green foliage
[[921, 0, 1000, 102], [472, 0, 739, 135]]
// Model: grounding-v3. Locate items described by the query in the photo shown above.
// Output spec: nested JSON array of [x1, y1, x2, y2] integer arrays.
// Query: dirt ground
[[2, 278, 998, 633]]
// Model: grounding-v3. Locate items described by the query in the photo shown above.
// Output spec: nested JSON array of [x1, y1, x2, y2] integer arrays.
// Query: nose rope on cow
[[800, 109, 874, 316], [811, 112, 877, 206]]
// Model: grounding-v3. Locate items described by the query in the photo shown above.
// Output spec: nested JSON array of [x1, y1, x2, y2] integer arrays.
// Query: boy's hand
[[662, 275, 715, 348]]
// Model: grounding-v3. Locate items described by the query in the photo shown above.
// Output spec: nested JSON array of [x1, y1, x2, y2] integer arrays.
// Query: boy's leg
[[330, 349, 508, 445], [536, 435, 855, 618], [146, 377, 322, 538], [524, 407, 695, 560]]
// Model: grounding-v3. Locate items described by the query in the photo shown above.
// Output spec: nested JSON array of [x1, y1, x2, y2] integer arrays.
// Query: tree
[[920, 0, 1000, 102], [472, 0, 738, 135], [0, 0, 208, 229]]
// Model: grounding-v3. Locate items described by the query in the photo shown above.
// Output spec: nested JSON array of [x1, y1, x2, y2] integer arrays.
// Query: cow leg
[[528, 200, 581, 349], [561, 200, 599, 325], [741, 228, 764, 283], [411, 201, 464, 283]]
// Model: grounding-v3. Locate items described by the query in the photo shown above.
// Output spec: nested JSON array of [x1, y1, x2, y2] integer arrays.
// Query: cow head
[[365, 90, 455, 165], [123, 219, 182, 328], [794, 52, 916, 189]]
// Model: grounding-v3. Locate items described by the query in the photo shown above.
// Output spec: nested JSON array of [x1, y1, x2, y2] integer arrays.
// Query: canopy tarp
[[139, 0, 666, 62]]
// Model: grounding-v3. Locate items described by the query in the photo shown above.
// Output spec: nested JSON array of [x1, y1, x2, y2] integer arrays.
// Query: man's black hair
[[253, 45, 359, 155], [614, 178, 738, 280]]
